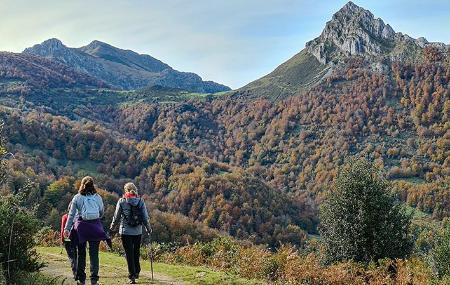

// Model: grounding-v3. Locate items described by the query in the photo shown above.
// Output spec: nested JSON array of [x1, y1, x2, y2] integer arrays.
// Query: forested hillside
[[1, 48, 447, 246], [0, 2, 448, 250]]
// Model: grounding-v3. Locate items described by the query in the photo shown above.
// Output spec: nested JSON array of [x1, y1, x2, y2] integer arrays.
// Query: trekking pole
[[60, 233, 64, 255], [148, 230, 154, 281]]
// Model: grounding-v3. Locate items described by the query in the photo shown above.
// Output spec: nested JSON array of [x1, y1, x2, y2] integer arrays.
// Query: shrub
[[203, 237, 239, 270], [0, 196, 43, 281], [34, 227, 60, 247], [320, 159, 413, 264], [236, 246, 271, 280], [430, 222, 450, 278], [0, 268, 5, 285]]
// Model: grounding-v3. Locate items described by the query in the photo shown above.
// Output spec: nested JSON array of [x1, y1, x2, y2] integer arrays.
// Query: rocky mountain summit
[[238, 1, 449, 100], [306, 1, 448, 64], [24, 39, 230, 93]]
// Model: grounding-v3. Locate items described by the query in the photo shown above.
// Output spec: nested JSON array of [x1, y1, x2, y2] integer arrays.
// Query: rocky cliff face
[[306, 1, 448, 64], [24, 39, 230, 93], [237, 1, 449, 100]]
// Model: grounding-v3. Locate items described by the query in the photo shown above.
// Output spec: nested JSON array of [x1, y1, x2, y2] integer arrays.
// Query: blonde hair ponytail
[[124, 182, 138, 195]]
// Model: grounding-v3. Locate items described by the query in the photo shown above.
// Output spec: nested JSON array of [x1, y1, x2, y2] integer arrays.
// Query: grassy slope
[[239, 49, 328, 100], [37, 247, 263, 285], [0, 86, 227, 125]]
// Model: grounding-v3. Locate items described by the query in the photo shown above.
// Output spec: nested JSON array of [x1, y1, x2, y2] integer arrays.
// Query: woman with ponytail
[[110, 182, 151, 284]]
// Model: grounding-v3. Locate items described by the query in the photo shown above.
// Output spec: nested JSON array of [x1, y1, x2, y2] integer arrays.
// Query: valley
[[0, 1, 448, 284]]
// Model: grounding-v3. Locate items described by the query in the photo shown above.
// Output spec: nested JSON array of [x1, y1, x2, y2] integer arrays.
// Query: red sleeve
[[60, 214, 68, 242]]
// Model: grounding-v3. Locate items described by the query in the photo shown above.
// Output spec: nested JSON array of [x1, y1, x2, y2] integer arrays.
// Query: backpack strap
[[81, 197, 86, 214]]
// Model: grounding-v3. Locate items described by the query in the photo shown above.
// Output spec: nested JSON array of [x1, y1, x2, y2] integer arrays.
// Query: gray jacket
[[110, 197, 151, 236], [65, 193, 104, 231]]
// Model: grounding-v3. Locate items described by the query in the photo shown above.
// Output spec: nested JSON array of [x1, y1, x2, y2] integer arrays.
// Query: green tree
[[430, 221, 450, 278], [0, 122, 43, 281], [44, 177, 71, 206], [0, 196, 43, 281], [319, 159, 412, 264]]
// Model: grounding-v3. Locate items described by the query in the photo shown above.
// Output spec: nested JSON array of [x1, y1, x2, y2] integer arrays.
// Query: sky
[[1, 0, 449, 89]]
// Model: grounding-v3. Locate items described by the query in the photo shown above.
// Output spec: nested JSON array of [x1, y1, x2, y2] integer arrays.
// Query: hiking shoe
[[77, 281, 85, 285], [134, 274, 139, 280], [128, 279, 136, 284]]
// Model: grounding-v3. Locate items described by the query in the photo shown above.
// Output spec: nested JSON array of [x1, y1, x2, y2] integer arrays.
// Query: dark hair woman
[[110, 182, 151, 284], [64, 176, 107, 285], [78, 176, 97, 195]]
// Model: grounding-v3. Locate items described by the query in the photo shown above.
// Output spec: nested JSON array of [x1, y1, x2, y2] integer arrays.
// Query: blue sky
[[1, 0, 449, 89]]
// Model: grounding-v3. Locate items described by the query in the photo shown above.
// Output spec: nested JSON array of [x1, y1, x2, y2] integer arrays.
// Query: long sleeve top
[[65, 193, 104, 232], [110, 196, 151, 235]]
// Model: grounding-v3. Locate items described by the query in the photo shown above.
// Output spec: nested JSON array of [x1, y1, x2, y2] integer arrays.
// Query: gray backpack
[[81, 194, 100, 220]]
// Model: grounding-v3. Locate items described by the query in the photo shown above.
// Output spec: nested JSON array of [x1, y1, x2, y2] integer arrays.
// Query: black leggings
[[77, 240, 100, 283], [121, 235, 142, 279]]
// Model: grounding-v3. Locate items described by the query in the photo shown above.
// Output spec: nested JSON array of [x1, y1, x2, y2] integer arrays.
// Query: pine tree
[[320, 159, 412, 264]]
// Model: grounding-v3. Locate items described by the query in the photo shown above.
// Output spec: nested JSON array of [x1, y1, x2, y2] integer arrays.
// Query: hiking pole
[[148, 229, 154, 281]]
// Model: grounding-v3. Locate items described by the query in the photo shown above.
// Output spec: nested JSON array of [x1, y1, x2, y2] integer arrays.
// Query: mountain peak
[[338, 1, 362, 13], [84, 40, 115, 50], [42, 38, 64, 46], [24, 38, 68, 54], [333, 1, 375, 23], [306, 2, 397, 64]]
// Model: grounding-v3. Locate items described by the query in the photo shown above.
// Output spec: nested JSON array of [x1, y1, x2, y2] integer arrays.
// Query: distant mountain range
[[238, 1, 449, 100], [23, 38, 230, 93], [3, 1, 448, 99]]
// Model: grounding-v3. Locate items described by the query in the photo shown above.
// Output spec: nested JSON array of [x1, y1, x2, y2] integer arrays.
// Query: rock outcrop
[[306, 1, 448, 64]]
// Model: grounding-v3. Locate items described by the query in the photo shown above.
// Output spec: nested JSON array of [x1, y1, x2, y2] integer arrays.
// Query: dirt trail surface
[[39, 249, 185, 285]]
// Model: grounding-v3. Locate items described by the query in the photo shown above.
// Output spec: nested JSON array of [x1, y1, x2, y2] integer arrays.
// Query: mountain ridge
[[23, 38, 231, 93]]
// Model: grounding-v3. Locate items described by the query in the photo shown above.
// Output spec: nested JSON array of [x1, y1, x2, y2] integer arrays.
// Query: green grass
[[37, 247, 263, 285], [240, 49, 327, 100], [72, 160, 100, 176], [13, 272, 62, 285]]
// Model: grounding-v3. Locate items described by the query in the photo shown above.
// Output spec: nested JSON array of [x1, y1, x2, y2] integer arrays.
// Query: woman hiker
[[110, 182, 152, 284], [64, 176, 108, 285]]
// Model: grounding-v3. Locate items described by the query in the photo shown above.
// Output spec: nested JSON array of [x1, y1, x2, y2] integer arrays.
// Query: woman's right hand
[[63, 230, 70, 239]]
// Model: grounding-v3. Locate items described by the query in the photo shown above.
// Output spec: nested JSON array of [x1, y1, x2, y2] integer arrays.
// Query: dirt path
[[40, 250, 184, 285]]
